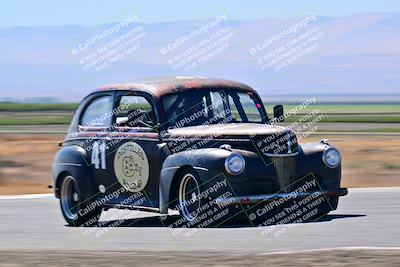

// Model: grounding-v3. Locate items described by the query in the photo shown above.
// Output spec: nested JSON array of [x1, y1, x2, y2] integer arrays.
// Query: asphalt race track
[[0, 188, 399, 266], [0, 187, 399, 252]]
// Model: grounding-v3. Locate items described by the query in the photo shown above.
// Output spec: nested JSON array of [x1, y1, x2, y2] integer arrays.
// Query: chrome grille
[[272, 156, 297, 192]]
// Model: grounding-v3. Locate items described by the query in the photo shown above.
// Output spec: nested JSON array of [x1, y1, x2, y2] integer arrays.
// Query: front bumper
[[215, 188, 348, 206]]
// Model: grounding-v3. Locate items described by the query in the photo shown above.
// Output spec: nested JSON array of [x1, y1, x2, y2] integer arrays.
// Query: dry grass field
[[0, 134, 399, 195], [0, 134, 61, 194]]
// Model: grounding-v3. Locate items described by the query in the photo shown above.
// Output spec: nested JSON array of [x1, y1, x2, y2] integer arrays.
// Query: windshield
[[162, 89, 267, 128]]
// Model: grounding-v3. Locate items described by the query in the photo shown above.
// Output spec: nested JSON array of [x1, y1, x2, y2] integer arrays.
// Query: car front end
[[165, 124, 347, 216]]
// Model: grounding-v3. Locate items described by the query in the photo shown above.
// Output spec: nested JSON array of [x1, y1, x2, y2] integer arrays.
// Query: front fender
[[159, 148, 232, 213], [297, 141, 341, 191], [158, 147, 279, 213], [298, 141, 328, 171], [52, 145, 96, 199]]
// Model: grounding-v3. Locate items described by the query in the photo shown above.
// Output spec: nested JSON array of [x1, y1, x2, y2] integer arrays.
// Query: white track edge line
[[261, 246, 400, 255], [0, 187, 399, 200], [0, 194, 53, 200], [349, 187, 400, 192]]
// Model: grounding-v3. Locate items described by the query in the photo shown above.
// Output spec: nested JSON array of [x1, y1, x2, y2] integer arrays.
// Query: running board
[[215, 188, 348, 206], [103, 203, 160, 213]]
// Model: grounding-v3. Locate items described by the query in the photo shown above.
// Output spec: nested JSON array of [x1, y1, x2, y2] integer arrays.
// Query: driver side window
[[80, 95, 113, 127], [115, 95, 155, 128]]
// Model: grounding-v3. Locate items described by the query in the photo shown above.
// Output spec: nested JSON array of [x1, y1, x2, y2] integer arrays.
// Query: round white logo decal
[[113, 142, 149, 192]]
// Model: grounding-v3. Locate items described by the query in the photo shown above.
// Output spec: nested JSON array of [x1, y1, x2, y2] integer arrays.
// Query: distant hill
[[0, 13, 399, 102]]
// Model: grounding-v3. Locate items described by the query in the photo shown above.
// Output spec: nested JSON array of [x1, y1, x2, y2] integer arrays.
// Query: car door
[[102, 91, 167, 208], [76, 92, 116, 196]]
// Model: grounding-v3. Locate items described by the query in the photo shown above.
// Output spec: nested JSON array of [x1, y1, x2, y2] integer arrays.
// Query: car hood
[[165, 123, 290, 139]]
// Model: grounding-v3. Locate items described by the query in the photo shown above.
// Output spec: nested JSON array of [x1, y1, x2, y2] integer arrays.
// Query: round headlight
[[322, 147, 341, 168], [225, 153, 245, 175]]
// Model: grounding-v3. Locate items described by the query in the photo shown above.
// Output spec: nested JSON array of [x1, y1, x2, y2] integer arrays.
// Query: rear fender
[[52, 145, 96, 199]]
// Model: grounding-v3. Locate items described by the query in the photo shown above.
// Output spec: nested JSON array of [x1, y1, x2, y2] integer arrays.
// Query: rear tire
[[59, 175, 102, 227]]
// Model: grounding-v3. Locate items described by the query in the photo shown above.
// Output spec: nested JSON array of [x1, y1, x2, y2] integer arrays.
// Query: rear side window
[[80, 96, 113, 127]]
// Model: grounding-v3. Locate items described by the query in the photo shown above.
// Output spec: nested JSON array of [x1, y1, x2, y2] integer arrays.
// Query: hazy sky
[[1, 0, 400, 26]]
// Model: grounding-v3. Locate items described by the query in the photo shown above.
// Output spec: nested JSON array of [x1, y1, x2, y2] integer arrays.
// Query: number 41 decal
[[91, 141, 107, 169]]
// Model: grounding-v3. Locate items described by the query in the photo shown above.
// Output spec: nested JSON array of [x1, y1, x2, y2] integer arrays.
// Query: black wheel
[[59, 175, 102, 227], [173, 169, 235, 228], [177, 170, 203, 223]]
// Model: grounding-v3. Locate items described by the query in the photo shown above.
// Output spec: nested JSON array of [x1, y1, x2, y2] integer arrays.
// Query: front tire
[[177, 170, 203, 223], [175, 169, 231, 228], [59, 175, 102, 226]]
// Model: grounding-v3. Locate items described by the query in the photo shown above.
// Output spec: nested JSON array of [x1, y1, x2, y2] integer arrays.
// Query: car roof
[[96, 76, 258, 99]]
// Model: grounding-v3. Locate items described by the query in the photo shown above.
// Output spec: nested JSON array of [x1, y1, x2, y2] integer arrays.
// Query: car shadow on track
[[315, 214, 365, 222], [77, 213, 366, 229]]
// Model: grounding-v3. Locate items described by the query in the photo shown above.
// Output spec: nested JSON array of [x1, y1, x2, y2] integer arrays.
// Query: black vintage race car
[[52, 77, 347, 227]]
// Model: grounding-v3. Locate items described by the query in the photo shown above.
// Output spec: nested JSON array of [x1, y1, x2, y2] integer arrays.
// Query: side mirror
[[273, 105, 284, 122]]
